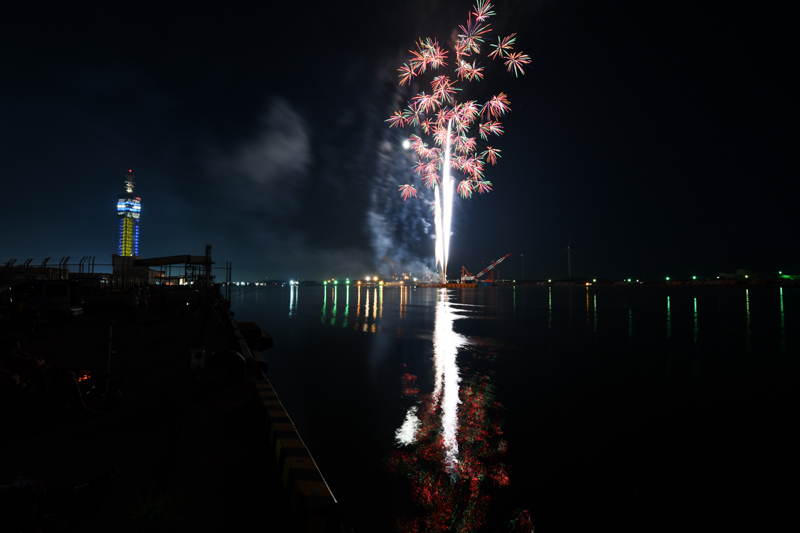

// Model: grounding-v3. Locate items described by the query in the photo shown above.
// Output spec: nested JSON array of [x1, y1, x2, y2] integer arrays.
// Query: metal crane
[[460, 254, 511, 283]]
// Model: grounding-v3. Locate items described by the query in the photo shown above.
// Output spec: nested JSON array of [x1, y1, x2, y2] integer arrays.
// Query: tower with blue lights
[[116, 170, 141, 256]]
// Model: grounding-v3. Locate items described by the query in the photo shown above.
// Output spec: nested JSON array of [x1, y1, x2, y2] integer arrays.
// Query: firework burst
[[387, 1, 531, 281], [399, 184, 418, 201]]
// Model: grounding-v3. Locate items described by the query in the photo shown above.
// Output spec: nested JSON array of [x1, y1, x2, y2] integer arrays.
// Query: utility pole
[[568, 249, 571, 278], [567, 234, 572, 278]]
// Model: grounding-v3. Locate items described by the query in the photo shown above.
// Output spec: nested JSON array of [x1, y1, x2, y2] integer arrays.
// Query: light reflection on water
[[304, 284, 793, 362], [236, 284, 798, 531], [585, 287, 590, 331], [288, 284, 297, 317], [746, 289, 751, 352], [781, 287, 785, 352], [431, 290, 465, 479], [667, 295, 671, 338], [315, 285, 392, 333], [320, 286, 326, 324], [343, 285, 348, 328], [300, 284, 793, 352], [331, 286, 337, 326], [628, 306, 632, 337], [384, 289, 529, 530], [258, 284, 795, 349]]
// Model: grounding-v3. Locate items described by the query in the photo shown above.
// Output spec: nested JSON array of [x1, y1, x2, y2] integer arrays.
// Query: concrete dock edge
[[226, 308, 340, 532]]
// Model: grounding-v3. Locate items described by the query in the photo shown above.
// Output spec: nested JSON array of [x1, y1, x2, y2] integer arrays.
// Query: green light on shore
[[334, 280, 338, 285], [692, 276, 697, 280], [324, 281, 327, 285], [346, 279, 350, 284], [666, 277, 670, 281]]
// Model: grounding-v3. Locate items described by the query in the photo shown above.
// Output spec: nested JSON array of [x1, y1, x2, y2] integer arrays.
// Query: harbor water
[[232, 285, 798, 532]]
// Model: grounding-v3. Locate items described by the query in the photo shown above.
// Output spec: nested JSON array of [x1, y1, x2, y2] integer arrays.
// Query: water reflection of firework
[[387, 292, 533, 532], [432, 292, 465, 481], [388, 373, 515, 531]]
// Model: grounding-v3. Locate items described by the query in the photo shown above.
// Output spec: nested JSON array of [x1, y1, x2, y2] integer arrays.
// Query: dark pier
[[1, 286, 338, 532]]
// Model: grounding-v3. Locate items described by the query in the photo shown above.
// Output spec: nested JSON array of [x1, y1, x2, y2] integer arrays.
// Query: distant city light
[[402, 139, 411, 150], [692, 276, 697, 280], [666, 277, 670, 281]]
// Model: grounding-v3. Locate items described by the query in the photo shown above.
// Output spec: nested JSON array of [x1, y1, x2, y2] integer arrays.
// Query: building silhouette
[[116, 170, 141, 256]]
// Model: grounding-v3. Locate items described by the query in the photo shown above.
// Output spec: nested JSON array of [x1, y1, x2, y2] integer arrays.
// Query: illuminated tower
[[116, 170, 141, 256]]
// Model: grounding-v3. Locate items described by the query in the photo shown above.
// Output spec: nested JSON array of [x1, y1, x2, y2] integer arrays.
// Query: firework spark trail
[[434, 185, 444, 278], [442, 120, 454, 281], [387, 1, 529, 282]]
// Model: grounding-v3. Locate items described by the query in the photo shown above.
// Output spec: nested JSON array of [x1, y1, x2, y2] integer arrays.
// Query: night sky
[[1, 1, 796, 281]]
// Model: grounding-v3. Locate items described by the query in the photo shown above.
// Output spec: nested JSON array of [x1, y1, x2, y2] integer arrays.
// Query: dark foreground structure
[[1, 286, 338, 532]]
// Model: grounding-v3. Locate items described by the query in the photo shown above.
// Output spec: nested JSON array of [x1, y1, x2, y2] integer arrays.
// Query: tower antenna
[[124, 170, 135, 194]]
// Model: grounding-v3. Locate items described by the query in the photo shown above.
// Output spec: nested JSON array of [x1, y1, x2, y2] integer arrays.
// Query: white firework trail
[[434, 120, 454, 283]]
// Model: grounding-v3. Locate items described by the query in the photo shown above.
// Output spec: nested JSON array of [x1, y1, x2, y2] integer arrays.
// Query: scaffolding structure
[[2, 246, 232, 299]]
